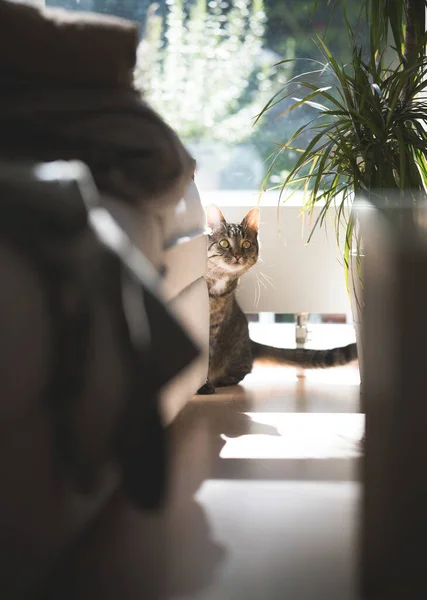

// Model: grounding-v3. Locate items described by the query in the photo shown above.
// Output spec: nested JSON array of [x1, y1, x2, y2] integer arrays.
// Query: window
[[46, 0, 360, 197]]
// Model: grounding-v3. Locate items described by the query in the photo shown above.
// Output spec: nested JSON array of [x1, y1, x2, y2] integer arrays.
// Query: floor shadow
[[38, 395, 360, 599], [196, 373, 361, 416], [37, 399, 278, 600], [37, 491, 225, 600]]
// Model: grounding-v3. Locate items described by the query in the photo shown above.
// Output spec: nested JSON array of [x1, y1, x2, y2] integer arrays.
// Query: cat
[[197, 204, 357, 395]]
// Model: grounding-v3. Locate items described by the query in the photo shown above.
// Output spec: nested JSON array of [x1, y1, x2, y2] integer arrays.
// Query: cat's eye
[[219, 239, 230, 248], [242, 240, 252, 249]]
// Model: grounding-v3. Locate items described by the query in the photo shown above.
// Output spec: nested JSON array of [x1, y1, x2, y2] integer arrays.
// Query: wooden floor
[[41, 324, 363, 600]]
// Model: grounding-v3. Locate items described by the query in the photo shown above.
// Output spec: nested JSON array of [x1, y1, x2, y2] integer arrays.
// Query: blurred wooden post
[[359, 201, 427, 599]]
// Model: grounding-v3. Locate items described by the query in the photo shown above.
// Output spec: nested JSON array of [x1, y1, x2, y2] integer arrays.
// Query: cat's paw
[[197, 381, 216, 395]]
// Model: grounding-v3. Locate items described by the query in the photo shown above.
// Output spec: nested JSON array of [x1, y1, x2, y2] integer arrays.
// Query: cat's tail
[[250, 340, 357, 368]]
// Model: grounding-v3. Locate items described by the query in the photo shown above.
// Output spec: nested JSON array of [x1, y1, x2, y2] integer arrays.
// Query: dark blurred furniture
[[0, 0, 210, 425], [0, 161, 200, 599], [0, 4, 209, 597], [360, 199, 427, 599]]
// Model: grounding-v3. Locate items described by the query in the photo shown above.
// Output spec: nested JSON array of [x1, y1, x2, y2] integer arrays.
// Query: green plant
[[259, 0, 427, 274], [134, 0, 291, 145]]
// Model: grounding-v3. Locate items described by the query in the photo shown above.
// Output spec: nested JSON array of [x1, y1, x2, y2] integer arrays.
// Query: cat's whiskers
[[200, 204, 357, 395], [252, 269, 275, 308], [254, 278, 261, 308], [256, 272, 268, 290], [258, 270, 275, 289]]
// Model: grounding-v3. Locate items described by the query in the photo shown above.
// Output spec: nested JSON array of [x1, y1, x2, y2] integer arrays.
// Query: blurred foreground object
[[0, 3, 210, 595], [0, 0, 209, 424], [0, 161, 199, 598], [359, 195, 427, 599]]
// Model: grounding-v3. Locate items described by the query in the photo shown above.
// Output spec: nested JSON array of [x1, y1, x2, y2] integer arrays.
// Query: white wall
[[200, 190, 351, 315]]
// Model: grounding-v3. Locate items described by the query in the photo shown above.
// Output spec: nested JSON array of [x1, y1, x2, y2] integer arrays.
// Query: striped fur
[[251, 340, 357, 367], [197, 205, 358, 395]]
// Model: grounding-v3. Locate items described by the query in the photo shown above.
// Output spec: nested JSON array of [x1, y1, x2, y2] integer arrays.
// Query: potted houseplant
[[259, 0, 427, 375]]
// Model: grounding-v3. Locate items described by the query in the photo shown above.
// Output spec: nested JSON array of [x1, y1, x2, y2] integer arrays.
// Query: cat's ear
[[205, 204, 226, 230], [241, 207, 259, 234]]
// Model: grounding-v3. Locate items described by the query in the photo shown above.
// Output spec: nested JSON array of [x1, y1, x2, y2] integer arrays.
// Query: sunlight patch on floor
[[219, 412, 364, 459], [245, 363, 360, 386]]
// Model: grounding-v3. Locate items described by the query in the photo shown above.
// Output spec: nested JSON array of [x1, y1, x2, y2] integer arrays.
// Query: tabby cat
[[198, 204, 357, 395]]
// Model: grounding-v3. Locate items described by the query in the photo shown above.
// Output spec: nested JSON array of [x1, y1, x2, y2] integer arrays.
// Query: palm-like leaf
[[260, 0, 427, 287]]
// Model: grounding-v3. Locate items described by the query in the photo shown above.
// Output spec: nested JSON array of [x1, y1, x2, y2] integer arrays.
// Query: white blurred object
[[102, 179, 209, 423]]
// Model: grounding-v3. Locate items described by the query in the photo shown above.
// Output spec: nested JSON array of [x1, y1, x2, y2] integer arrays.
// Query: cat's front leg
[[197, 379, 216, 395]]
